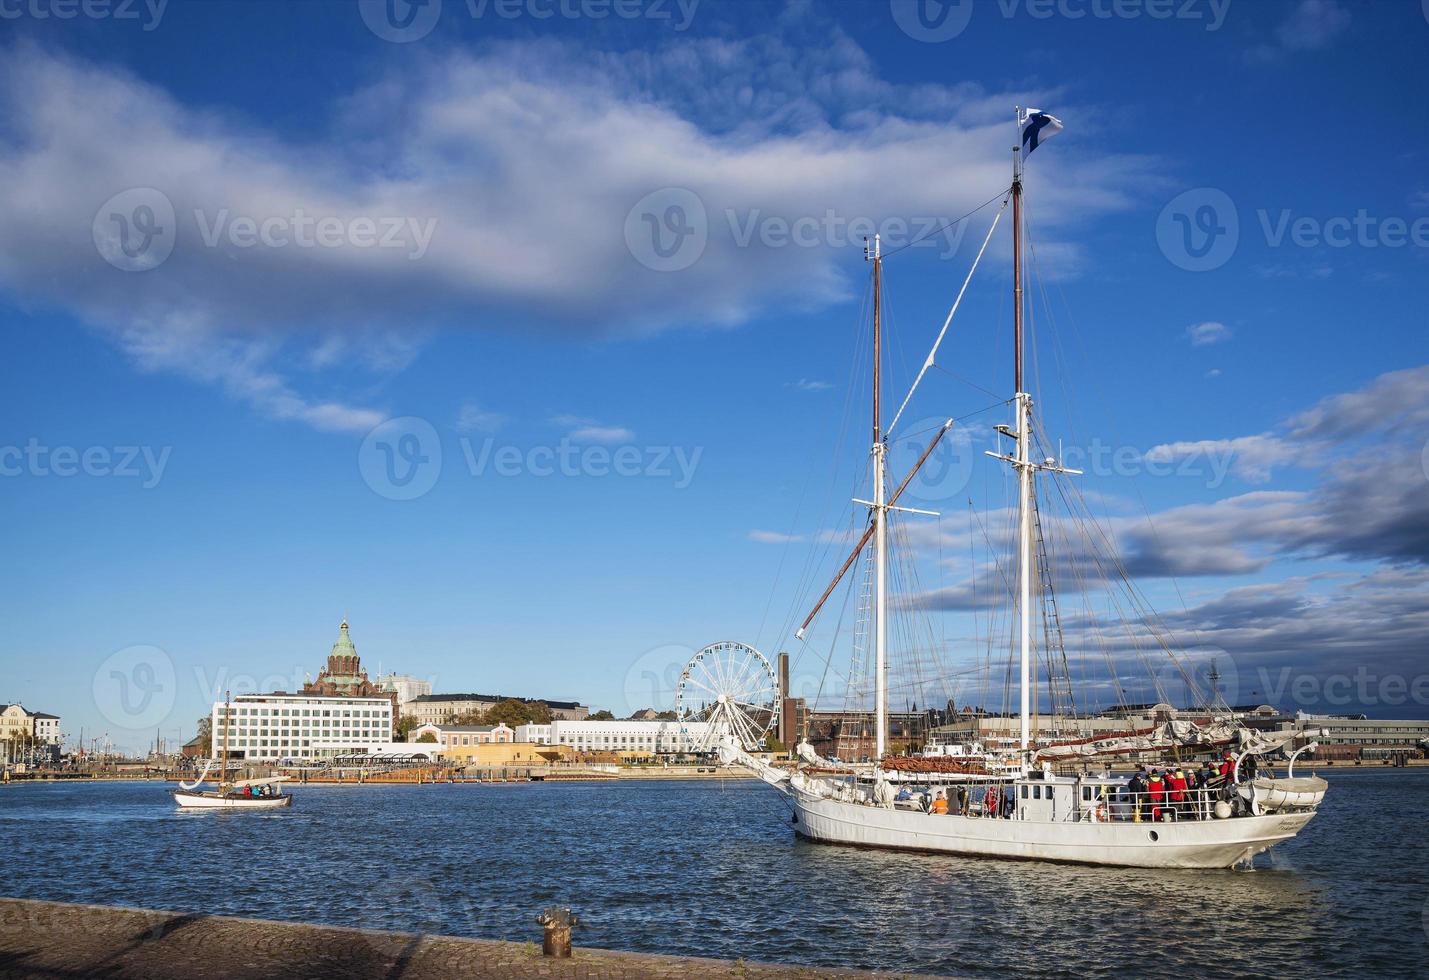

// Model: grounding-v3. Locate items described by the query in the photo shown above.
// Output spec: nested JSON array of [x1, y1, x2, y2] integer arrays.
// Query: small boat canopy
[[229, 776, 290, 789]]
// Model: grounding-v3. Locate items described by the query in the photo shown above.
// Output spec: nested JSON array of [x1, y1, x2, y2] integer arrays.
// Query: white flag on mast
[[1019, 108, 1063, 157]]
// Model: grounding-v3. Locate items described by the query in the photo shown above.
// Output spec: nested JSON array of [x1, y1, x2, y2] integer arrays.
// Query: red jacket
[[1167, 774, 1188, 801], [1147, 778, 1165, 800]]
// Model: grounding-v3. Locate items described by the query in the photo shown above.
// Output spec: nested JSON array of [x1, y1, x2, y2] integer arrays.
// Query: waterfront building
[[32, 712, 61, 746], [1259, 712, 1429, 761], [437, 741, 568, 766], [375, 673, 432, 711], [410, 723, 515, 749], [514, 720, 713, 754], [211, 693, 395, 762], [408, 693, 589, 726]]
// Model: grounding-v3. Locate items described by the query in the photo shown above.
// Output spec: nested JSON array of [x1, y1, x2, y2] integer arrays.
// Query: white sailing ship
[[718, 109, 1326, 870]]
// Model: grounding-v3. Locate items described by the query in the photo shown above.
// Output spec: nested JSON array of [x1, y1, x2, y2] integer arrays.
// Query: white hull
[[789, 793, 1314, 869], [172, 790, 293, 810]]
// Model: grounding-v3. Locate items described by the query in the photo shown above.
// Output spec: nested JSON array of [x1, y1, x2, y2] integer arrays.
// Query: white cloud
[[1246, 0, 1351, 63], [749, 529, 805, 544], [456, 403, 506, 433], [0, 40, 1157, 431], [789, 379, 834, 392], [568, 425, 635, 444], [1185, 321, 1231, 346]]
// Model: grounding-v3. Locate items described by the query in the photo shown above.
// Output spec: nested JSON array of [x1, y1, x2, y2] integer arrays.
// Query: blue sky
[[2, 0, 1427, 752]]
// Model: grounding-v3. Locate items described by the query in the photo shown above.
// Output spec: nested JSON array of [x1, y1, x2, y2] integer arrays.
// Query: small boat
[[172, 691, 294, 810], [172, 775, 294, 810]]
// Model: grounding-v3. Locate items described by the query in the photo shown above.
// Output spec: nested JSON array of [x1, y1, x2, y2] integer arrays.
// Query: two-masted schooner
[[719, 109, 1326, 869]]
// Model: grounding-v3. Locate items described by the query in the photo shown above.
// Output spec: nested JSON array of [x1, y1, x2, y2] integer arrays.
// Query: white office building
[[375, 673, 433, 710], [211, 693, 395, 762], [515, 720, 713, 754]]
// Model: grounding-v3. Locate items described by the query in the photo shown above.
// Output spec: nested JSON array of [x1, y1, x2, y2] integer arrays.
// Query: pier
[[0, 898, 943, 979]]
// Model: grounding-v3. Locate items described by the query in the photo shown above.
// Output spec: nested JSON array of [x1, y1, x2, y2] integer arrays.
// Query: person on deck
[[1219, 751, 1237, 784], [1168, 768, 1189, 819], [1146, 770, 1166, 822], [954, 785, 968, 816], [931, 790, 948, 814], [984, 786, 999, 818], [1128, 769, 1147, 822]]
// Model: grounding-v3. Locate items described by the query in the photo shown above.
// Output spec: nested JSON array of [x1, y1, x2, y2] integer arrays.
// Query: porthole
[[1149, 831, 1160, 842]]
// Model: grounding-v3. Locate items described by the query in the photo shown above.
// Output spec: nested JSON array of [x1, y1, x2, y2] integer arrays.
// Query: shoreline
[[0, 897, 948, 979]]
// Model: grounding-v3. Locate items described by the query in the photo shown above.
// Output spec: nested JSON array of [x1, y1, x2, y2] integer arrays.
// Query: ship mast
[[868, 234, 889, 761], [222, 690, 231, 788], [1013, 125, 1033, 760]]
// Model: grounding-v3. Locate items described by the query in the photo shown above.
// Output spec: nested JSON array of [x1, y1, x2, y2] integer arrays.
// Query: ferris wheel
[[675, 641, 780, 752]]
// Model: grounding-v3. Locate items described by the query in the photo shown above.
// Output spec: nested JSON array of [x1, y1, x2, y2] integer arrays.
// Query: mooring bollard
[[535, 906, 579, 958]]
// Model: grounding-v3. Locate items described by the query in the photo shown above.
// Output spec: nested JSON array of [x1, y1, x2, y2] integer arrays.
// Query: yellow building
[[439, 741, 573, 766]]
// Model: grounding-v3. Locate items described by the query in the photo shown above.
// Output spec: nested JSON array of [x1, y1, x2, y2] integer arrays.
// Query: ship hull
[[789, 793, 1314, 869], [171, 790, 293, 810]]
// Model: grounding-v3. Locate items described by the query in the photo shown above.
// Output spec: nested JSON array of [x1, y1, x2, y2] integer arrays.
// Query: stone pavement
[[0, 898, 947, 979]]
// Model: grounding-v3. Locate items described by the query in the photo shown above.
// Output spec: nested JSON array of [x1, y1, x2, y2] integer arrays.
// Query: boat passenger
[[1146, 771, 1165, 822], [1168, 768, 1189, 818], [983, 785, 998, 818], [953, 784, 968, 816], [1219, 751, 1235, 783], [1127, 770, 1147, 822], [931, 790, 948, 814]]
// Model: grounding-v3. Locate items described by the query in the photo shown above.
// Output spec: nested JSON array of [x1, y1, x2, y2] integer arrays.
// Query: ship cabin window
[[1020, 785, 1028, 799]]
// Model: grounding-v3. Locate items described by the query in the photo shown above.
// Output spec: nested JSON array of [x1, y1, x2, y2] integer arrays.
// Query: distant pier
[[0, 898, 945, 979]]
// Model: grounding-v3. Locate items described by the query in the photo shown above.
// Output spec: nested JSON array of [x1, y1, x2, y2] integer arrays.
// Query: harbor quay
[[0, 898, 947, 980]]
